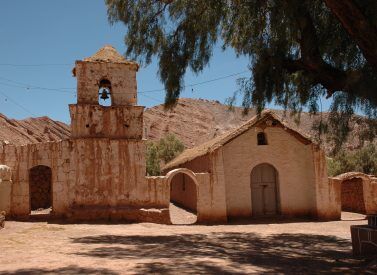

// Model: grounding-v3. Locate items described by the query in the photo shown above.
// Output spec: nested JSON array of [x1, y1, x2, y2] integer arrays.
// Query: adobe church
[[0, 45, 375, 224]]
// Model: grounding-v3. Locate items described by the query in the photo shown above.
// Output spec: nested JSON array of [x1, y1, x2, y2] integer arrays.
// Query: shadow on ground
[[67, 232, 375, 274], [0, 265, 118, 275]]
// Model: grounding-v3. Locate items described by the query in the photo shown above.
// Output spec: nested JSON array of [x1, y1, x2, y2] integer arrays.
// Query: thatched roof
[[82, 45, 139, 68], [330, 172, 376, 182], [163, 110, 313, 170]]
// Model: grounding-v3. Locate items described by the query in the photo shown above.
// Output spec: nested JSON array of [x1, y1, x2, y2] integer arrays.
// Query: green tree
[[106, 0, 377, 148], [145, 134, 185, 176], [146, 141, 161, 176], [327, 144, 377, 176], [157, 133, 185, 163]]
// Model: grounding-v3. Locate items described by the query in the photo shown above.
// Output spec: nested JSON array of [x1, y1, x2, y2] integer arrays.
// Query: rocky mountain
[[144, 98, 370, 153], [0, 98, 372, 153], [0, 114, 70, 146]]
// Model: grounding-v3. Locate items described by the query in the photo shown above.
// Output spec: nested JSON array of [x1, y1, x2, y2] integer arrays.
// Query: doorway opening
[[167, 170, 198, 225], [341, 177, 366, 214], [250, 163, 279, 217], [29, 165, 52, 215]]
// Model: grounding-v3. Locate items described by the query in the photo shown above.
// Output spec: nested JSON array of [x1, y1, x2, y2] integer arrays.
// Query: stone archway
[[250, 163, 279, 216], [29, 165, 52, 213], [166, 168, 198, 225]]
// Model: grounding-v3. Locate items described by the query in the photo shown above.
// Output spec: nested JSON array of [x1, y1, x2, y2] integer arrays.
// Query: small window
[[257, 132, 268, 145], [98, 79, 112, 106]]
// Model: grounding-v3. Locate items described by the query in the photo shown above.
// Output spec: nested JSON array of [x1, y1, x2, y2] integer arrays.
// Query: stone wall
[[0, 139, 168, 222], [0, 165, 12, 215], [0, 211, 4, 228], [74, 61, 138, 106], [341, 178, 366, 213], [69, 105, 144, 139], [330, 173, 377, 216]]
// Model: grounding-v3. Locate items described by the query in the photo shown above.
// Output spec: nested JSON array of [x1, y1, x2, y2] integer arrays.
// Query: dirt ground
[[0, 212, 376, 274]]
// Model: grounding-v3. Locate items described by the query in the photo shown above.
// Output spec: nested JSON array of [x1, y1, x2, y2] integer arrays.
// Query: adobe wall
[[195, 171, 226, 223], [341, 178, 366, 213], [75, 61, 138, 106], [312, 147, 339, 220], [330, 173, 377, 216], [170, 173, 197, 212], [0, 165, 12, 215], [221, 126, 318, 218], [0, 139, 168, 222], [69, 105, 144, 139], [363, 176, 377, 214], [179, 154, 211, 173], [168, 153, 228, 223]]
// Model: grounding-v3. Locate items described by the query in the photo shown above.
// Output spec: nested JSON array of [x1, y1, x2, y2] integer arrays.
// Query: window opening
[[257, 132, 268, 145], [98, 79, 112, 106]]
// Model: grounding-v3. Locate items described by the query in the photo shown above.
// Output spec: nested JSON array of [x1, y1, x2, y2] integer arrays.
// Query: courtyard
[[0, 212, 376, 274]]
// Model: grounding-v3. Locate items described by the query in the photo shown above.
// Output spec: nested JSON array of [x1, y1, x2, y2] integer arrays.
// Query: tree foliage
[[146, 133, 185, 176], [106, 0, 377, 147], [146, 141, 161, 176], [327, 144, 377, 176]]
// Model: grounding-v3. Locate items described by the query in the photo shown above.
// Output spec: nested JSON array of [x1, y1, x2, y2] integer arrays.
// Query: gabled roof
[[82, 45, 139, 67], [163, 110, 313, 170]]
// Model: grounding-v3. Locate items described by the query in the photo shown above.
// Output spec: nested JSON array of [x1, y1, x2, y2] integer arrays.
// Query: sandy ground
[[169, 203, 197, 225], [0, 212, 376, 274]]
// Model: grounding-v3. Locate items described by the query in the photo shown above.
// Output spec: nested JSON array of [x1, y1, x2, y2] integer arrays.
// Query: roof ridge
[[163, 110, 313, 170], [82, 45, 138, 67]]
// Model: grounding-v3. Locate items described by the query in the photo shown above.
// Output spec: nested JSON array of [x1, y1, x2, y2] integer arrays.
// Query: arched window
[[98, 79, 112, 106], [257, 132, 268, 145]]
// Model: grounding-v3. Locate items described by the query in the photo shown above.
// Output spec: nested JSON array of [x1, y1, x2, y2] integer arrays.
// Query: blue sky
[[0, 0, 330, 123]]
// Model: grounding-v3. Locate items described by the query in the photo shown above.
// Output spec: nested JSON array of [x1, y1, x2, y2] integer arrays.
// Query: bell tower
[[70, 45, 144, 139]]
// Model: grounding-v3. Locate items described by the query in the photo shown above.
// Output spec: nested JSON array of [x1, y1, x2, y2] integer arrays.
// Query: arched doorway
[[29, 165, 52, 214], [166, 169, 198, 225], [250, 163, 279, 216]]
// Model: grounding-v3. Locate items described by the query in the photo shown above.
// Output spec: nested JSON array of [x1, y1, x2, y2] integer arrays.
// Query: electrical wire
[[0, 76, 74, 93], [0, 63, 72, 67], [140, 70, 249, 93], [0, 90, 36, 116]]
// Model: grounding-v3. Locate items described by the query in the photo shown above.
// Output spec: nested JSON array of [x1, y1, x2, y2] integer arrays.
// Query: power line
[[0, 76, 74, 93], [0, 90, 36, 116], [0, 69, 249, 97], [0, 63, 72, 67], [140, 70, 249, 93], [139, 93, 163, 103]]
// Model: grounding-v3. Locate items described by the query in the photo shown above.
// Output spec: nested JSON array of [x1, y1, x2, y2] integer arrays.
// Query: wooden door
[[251, 164, 278, 216]]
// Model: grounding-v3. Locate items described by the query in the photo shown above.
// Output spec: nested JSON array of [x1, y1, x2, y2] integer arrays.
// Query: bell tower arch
[[69, 45, 144, 139]]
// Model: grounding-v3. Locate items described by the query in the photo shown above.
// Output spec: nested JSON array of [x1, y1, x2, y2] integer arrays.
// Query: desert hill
[[0, 114, 70, 146], [0, 98, 370, 153], [144, 98, 368, 153]]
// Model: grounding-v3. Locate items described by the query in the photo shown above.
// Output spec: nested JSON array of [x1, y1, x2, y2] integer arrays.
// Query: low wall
[[330, 172, 377, 217], [0, 165, 12, 215], [364, 177, 377, 215]]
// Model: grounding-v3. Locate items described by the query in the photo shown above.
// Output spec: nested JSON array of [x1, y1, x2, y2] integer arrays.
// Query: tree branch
[[324, 0, 377, 71], [277, 1, 377, 104]]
